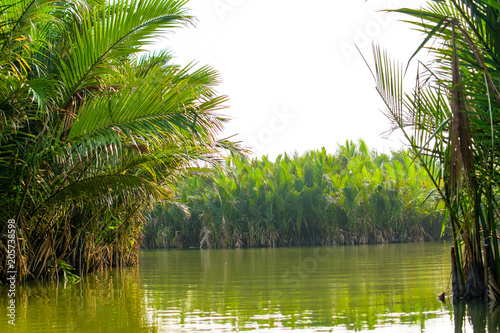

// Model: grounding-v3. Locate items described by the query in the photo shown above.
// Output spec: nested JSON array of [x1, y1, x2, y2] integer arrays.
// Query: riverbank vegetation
[[366, 1, 500, 301], [143, 141, 445, 249], [0, 0, 240, 282]]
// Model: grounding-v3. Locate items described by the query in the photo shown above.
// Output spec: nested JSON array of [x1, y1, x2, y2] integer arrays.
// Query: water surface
[[1, 242, 478, 332]]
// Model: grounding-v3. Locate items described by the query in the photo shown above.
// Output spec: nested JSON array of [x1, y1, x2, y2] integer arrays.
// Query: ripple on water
[[0, 243, 459, 332]]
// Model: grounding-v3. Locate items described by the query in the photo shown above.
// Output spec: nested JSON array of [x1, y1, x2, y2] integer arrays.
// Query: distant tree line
[[143, 141, 446, 249]]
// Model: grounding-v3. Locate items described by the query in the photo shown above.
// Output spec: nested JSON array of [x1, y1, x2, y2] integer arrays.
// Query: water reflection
[[7, 242, 499, 332], [453, 300, 500, 333], [139, 243, 452, 331], [0, 268, 157, 332]]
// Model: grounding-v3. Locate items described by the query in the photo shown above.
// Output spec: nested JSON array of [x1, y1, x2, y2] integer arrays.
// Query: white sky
[[159, 0, 428, 158]]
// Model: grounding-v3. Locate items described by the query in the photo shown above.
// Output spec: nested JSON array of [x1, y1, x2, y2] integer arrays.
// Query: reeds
[[144, 141, 445, 249]]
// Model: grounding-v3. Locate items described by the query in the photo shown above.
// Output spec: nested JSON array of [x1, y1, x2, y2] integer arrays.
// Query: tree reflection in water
[[455, 301, 500, 332]]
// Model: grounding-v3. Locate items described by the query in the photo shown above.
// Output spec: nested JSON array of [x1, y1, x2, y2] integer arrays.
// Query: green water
[[0, 242, 486, 332]]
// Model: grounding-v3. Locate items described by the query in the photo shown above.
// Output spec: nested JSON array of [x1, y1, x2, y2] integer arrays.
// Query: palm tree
[[0, 0, 239, 281], [365, 0, 500, 301], [144, 142, 443, 248]]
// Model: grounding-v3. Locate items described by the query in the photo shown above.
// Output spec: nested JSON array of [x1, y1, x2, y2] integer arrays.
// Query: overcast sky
[[160, 0, 428, 158]]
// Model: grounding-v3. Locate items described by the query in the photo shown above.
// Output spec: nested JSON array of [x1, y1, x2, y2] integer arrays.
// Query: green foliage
[[365, 0, 500, 300], [144, 141, 445, 249], [0, 0, 239, 281]]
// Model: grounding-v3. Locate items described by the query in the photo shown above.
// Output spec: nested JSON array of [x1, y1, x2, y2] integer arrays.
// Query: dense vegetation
[[367, 1, 500, 301], [0, 0, 239, 282], [143, 141, 445, 249]]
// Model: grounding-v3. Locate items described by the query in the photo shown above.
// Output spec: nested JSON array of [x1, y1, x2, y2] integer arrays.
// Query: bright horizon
[[158, 0, 428, 158]]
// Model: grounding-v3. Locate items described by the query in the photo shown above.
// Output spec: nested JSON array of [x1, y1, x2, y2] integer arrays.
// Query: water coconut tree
[[366, 0, 500, 301], [0, 0, 239, 281], [144, 143, 443, 249]]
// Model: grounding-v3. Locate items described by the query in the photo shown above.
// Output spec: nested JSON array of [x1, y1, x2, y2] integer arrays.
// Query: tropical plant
[[365, 0, 500, 301], [144, 142, 445, 249], [0, 0, 239, 282]]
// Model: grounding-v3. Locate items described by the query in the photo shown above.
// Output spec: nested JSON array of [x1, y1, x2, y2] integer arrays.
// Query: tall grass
[[144, 141, 445, 248]]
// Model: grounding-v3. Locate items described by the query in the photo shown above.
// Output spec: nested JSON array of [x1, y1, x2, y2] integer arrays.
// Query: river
[[2, 242, 496, 332]]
